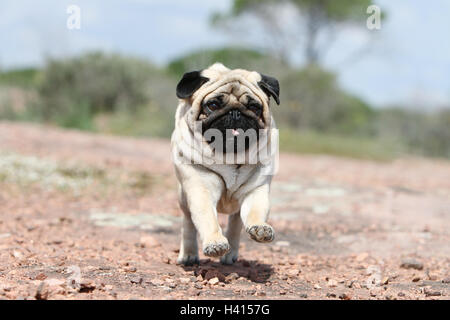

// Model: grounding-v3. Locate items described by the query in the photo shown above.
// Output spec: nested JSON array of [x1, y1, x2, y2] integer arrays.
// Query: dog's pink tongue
[[231, 129, 240, 136]]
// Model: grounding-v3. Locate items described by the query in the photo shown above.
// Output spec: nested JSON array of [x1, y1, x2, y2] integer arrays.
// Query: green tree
[[212, 0, 378, 65]]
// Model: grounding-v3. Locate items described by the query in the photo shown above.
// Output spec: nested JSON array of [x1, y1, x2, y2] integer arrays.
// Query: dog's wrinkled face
[[176, 64, 280, 154], [199, 82, 265, 153]]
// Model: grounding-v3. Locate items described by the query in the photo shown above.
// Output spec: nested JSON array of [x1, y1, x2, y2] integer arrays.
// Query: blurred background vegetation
[[1, 0, 449, 160]]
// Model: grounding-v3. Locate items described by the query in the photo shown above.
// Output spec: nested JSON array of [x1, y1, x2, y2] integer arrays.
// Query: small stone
[[400, 259, 423, 270], [196, 275, 203, 282], [79, 280, 96, 293], [35, 282, 49, 300], [129, 276, 143, 285], [352, 282, 361, 289], [412, 276, 421, 282], [225, 272, 239, 282], [35, 273, 47, 281], [279, 290, 287, 295], [299, 293, 308, 298], [12, 251, 23, 259], [45, 279, 65, 287], [345, 280, 355, 288], [149, 279, 164, 286], [424, 289, 441, 297], [123, 266, 137, 273], [139, 236, 160, 248], [288, 269, 300, 277], [327, 279, 337, 287], [179, 277, 191, 284], [426, 272, 438, 281], [326, 292, 336, 298], [398, 292, 405, 297], [339, 293, 351, 300], [208, 277, 219, 285], [356, 252, 369, 262], [194, 283, 203, 289], [382, 277, 390, 285], [162, 257, 171, 264], [313, 284, 321, 289], [204, 270, 225, 282], [441, 277, 450, 283], [275, 241, 290, 247]]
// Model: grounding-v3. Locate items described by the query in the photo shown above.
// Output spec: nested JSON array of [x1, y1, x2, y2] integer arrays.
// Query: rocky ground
[[0, 121, 448, 300]]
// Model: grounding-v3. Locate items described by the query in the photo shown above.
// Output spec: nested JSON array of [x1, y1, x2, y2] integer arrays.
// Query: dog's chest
[[207, 164, 256, 214], [211, 164, 255, 192]]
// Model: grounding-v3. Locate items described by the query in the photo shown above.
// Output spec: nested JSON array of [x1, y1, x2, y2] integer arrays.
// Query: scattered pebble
[[149, 279, 164, 286], [356, 252, 369, 262], [275, 241, 290, 247], [162, 257, 171, 264], [79, 280, 96, 293], [204, 270, 225, 282], [288, 269, 300, 277], [35, 273, 47, 281], [129, 276, 143, 285], [327, 279, 337, 287], [194, 283, 203, 289], [139, 236, 160, 248], [400, 259, 424, 270], [208, 277, 219, 285], [339, 293, 352, 300], [424, 289, 441, 297], [35, 282, 49, 300], [179, 277, 190, 284], [225, 273, 239, 283]]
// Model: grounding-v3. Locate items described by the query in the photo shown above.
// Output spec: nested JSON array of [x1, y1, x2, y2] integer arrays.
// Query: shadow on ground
[[181, 259, 274, 283]]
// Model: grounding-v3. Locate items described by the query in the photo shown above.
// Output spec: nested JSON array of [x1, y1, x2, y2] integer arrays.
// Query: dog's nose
[[230, 110, 241, 120]]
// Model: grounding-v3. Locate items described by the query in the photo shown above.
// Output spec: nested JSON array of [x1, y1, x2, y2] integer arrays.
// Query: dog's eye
[[204, 100, 221, 113], [247, 102, 262, 116]]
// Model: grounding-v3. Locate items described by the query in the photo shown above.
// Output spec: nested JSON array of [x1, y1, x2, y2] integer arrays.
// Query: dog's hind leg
[[220, 212, 243, 265]]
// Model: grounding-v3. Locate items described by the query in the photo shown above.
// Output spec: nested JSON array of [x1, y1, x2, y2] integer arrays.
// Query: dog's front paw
[[203, 235, 230, 257], [246, 224, 275, 243], [177, 253, 199, 266]]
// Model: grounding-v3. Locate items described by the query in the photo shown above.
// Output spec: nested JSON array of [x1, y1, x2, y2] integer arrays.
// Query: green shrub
[[275, 65, 374, 135], [36, 52, 161, 128], [0, 68, 41, 88]]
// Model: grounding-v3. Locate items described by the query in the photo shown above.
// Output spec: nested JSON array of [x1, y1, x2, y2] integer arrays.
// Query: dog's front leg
[[177, 185, 200, 266], [240, 183, 275, 243], [178, 171, 229, 262]]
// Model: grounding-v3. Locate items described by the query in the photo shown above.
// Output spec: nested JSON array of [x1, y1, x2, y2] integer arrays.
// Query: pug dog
[[171, 63, 280, 265]]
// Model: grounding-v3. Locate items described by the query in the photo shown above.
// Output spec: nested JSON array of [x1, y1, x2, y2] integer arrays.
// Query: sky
[[1, 0, 449, 109]]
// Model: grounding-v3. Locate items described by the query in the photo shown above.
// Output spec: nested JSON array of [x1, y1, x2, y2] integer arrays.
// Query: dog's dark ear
[[176, 71, 209, 99], [258, 74, 280, 105]]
